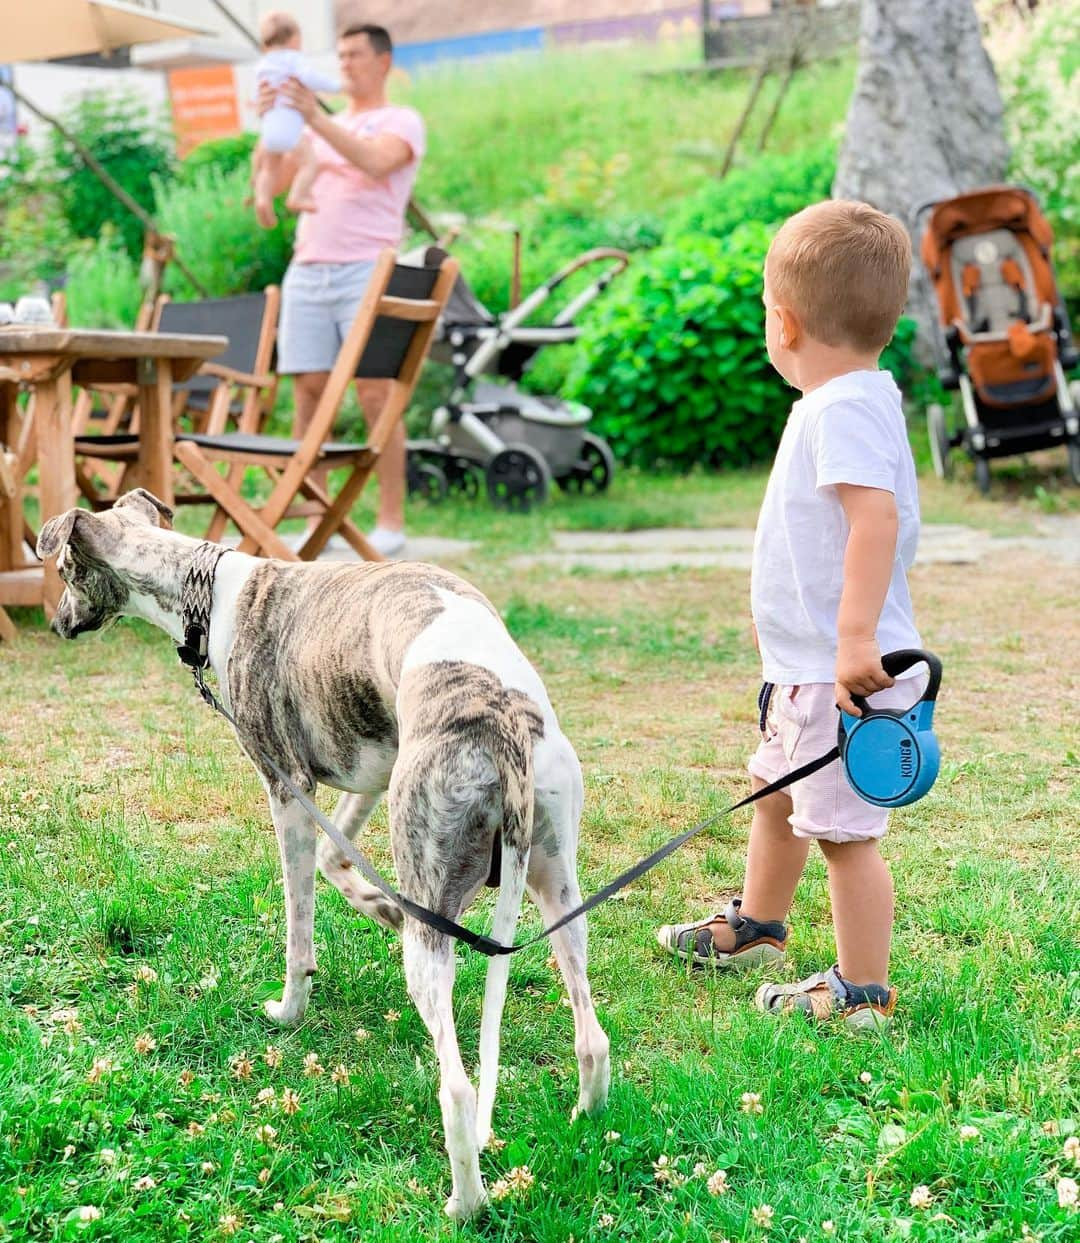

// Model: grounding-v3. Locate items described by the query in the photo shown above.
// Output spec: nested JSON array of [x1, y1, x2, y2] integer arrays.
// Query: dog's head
[[36, 490, 175, 639]]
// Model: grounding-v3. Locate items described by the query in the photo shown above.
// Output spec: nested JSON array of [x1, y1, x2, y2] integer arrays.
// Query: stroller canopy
[[920, 186, 1059, 333]]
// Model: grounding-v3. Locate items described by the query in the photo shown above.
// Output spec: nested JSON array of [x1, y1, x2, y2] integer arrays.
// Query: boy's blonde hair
[[259, 10, 301, 50], [765, 200, 911, 353]]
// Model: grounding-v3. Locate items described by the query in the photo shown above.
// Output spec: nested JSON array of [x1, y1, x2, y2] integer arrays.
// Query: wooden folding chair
[[74, 288, 280, 507], [173, 249, 457, 563]]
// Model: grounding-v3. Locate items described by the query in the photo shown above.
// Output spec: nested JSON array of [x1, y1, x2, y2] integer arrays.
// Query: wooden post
[[719, 57, 772, 178], [136, 357, 176, 508], [34, 370, 76, 616]]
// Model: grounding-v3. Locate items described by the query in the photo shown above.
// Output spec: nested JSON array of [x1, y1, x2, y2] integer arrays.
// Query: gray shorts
[[277, 259, 375, 375]]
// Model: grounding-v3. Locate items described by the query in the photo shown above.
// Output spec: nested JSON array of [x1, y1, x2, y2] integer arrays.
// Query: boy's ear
[[775, 304, 801, 349]]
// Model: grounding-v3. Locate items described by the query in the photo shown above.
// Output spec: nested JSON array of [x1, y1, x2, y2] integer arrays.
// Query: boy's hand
[[835, 634, 894, 716]]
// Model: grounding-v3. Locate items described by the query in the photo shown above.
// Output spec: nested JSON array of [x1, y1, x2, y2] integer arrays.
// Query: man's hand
[[255, 79, 276, 118], [835, 634, 894, 716], [278, 77, 320, 124]]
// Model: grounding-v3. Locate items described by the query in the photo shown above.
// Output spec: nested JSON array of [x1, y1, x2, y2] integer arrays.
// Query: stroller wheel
[[1068, 440, 1080, 487], [407, 460, 449, 504], [558, 431, 616, 494], [974, 456, 992, 495], [486, 443, 551, 513], [927, 404, 952, 480]]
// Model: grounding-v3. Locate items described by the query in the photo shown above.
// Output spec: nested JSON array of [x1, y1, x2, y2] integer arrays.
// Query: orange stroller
[[918, 185, 1079, 492]]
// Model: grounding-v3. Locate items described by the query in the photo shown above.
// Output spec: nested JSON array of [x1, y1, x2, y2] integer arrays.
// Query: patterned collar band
[[177, 541, 230, 670]]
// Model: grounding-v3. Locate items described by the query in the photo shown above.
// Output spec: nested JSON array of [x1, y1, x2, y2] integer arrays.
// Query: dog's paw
[[264, 998, 304, 1027], [444, 1190, 486, 1221]]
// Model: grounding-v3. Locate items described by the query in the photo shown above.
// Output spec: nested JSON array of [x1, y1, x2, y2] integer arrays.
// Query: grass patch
[[1, 522, 1077, 1241]]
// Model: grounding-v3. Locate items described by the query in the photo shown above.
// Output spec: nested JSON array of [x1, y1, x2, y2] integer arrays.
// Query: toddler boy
[[658, 200, 922, 1031], [252, 11, 340, 229]]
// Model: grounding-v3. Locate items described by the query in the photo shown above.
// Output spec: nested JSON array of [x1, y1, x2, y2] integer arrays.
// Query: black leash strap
[[176, 549, 839, 957], [186, 664, 838, 958]]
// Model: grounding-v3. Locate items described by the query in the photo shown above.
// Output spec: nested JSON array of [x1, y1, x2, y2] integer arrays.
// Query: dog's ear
[[37, 508, 91, 561], [114, 489, 174, 528]]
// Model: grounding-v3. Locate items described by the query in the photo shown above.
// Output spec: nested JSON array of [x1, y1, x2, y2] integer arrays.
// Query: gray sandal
[[656, 898, 787, 969], [755, 964, 897, 1032]]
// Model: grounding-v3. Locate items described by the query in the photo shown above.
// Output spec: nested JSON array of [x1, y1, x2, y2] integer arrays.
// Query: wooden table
[[0, 328, 226, 628]]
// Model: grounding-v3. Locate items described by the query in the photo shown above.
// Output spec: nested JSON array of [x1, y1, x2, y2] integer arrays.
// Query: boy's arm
[[834, 483, 898, 716]]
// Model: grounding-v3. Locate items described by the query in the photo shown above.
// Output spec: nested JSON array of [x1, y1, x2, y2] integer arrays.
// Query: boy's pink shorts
[[748, 679, 925, 844]]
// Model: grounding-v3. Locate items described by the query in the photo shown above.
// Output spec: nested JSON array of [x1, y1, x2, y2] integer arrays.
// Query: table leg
[[35, 373, 76, 616], [0, 382, 21, 573], [136, 357, 174, 508]]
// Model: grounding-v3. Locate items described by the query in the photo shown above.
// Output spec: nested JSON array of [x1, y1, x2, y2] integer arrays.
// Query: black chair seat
[[178, 432, 369, 459]]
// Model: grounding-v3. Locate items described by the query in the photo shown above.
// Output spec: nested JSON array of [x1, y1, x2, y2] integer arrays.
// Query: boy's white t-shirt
[[750, 369, 921, 685]]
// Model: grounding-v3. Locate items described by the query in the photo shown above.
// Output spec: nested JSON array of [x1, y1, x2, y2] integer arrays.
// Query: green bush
[[48, 89, 175, 260], [564, 223, 791, 469], [64, 227, 142, 329], [669, 142, 837, 240], [154, 165, 294, 300], [178, 132, 257, 185]]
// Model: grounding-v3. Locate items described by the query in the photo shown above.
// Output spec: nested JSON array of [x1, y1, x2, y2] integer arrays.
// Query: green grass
[[1, 490, 1078, 1241], [403, 40, 854, 225]]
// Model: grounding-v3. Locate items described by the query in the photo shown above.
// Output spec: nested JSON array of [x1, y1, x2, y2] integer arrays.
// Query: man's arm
[[834, 483, 898, 716], [278, 78, 414, 180]]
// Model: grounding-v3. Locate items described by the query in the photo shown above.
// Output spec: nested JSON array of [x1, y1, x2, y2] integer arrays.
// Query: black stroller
[[404, 245, 629, 512]]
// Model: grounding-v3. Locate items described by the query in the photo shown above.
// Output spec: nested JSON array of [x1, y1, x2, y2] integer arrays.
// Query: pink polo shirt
[[293, 104, 425, 264]]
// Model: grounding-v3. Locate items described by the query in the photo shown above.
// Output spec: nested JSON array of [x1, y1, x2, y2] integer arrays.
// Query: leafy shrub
[[564, 223, 791, 469], [64, 227, 142, 329], [178, 132, 258, 185], [669, 142, 837, 240], [154, 165, 294, 300], [48, 89, 175, 260]]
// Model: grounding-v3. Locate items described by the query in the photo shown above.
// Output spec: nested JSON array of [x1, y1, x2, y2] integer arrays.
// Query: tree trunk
[[833, 0, 1009, 348]]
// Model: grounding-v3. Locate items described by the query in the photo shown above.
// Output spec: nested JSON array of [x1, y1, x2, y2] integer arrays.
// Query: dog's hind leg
[[475, 840, 529, 1150], [317, 788, 402, 931], [265, 793, 318, 1027], [403, 926, 486, 1220], [528, 758, 610, 1120]]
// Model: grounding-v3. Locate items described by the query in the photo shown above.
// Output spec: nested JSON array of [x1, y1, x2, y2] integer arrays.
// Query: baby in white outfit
[[253, 11, 340, 229]]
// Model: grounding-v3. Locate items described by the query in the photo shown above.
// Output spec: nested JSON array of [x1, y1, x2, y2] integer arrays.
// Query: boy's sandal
[[656, 898, 787, 969], [755, 964, 897, 1032]]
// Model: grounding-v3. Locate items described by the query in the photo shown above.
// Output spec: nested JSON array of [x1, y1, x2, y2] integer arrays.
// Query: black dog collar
[[177, 542, 229, 670]]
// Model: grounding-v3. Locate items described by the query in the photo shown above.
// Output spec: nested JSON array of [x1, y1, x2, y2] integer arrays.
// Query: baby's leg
[[285, 137, 319, 215], [254, 150, 283, 229], [819, 839, 893, 986]]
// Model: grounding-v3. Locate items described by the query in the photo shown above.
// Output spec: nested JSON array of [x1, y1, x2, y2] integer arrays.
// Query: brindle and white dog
[[37, 489, 609, 1219]]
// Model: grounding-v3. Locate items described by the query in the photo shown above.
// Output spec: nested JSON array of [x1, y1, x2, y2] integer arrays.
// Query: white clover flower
[[1057, 1177, 1078, 1210], [910, 1185, 933, 1210], [959, 1124, 981, 1141], [1064, 1135, 1080, 1165], [707, 1169, 729, 1196], [740, 1091, 763, 1115], [752, 1203, 774, 1228], [77, 1206, 102, 1222]]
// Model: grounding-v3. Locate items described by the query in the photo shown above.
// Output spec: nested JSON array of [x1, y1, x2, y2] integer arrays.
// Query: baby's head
[[763, 200, 910, 389], [260, 10, 302, 52]]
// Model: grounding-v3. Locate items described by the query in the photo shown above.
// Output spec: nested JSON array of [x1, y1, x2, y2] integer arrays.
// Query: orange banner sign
[[169, 65, 240, 156]]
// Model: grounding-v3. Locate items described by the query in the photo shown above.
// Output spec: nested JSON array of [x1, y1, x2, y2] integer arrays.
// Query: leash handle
[[850, 648, 943, 716], [187, 663, 839, 958]]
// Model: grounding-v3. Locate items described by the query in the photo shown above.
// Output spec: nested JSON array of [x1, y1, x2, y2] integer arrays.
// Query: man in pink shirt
[[259, 23, 425, 558]]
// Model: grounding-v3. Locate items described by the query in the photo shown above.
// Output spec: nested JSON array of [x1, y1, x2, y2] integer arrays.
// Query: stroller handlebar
[[546, 248, 631, 293]]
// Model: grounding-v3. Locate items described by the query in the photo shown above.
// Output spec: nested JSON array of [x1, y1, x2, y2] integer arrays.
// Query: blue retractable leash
[[837, 649, 942, 808]]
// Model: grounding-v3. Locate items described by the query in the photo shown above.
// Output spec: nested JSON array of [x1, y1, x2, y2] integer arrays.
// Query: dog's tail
[[475, 706, 535, 1150]]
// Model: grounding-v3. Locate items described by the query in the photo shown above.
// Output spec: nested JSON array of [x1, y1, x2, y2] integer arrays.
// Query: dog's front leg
[[265, 793, 318, 1026]]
